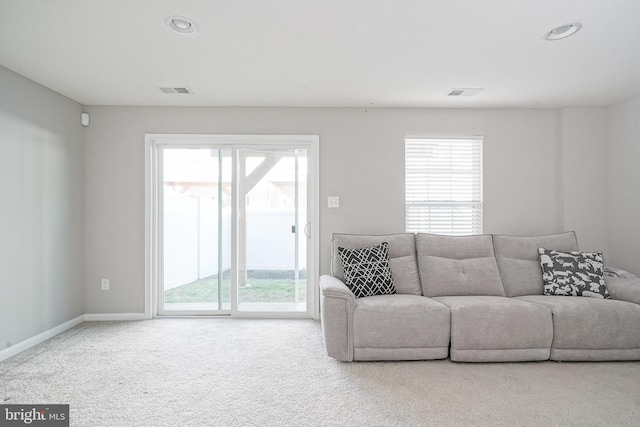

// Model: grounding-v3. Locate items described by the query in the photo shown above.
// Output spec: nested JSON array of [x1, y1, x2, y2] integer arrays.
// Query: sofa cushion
[[337, 242, 396, 298], [416, 233, 505, 297], [332, 233, 422, 295], [539, 248, 611, 299], [434, 296, 553, 362], [493, 232, 578, 297], [517, 295, 640, 361], [353, 294, 450, 360]]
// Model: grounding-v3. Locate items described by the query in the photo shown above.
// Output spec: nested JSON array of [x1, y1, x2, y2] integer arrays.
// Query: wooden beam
[[239, 152, 285, 198]]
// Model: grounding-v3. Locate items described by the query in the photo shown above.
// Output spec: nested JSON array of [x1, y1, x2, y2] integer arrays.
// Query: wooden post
[[237, 151, 285, 287]]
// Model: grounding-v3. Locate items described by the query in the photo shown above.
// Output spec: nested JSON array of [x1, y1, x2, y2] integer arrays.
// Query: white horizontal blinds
[[405, 138, 483, 235]]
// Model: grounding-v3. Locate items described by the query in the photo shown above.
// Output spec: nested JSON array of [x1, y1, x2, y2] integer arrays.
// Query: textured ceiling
[[1, 0, 639, 108]]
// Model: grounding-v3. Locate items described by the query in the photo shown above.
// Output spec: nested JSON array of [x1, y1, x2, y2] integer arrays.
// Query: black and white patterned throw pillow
[[337, 242, 396, 298], [538, 248, 611, 299]]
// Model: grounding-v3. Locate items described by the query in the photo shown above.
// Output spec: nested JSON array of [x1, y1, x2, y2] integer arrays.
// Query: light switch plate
[[328, 196, 340, 208]]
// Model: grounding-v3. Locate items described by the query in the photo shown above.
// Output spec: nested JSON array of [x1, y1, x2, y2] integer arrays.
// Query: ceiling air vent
[[159, 87, 194, 94], [448, 88, 483, 97]]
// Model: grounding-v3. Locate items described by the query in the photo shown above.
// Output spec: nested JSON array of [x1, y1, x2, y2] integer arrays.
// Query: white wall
[[608, 95, 640, 276], [0, 66, 85, 350], [83, 106, 577, 314], [0, 63, 629, 345], [557, 107, 609, 254]]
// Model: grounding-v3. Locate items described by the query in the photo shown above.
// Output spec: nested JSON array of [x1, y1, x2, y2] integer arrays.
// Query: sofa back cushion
[[416, 233, 505, 297], [493, 231, 578, 297], [332, 233, 422, 295]]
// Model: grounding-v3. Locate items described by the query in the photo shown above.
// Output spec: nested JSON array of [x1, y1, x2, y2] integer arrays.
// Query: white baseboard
[[84, 313, 147, 321], [0, 315, 85, 363], [0, 313, 149, 363]]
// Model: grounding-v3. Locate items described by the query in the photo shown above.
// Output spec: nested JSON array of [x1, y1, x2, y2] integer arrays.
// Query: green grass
[[164, 271, 307, 304]]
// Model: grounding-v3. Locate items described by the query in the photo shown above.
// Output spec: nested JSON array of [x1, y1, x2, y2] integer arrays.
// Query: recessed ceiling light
[[166, 16, 199, 36], [543, 23, 582, 41]]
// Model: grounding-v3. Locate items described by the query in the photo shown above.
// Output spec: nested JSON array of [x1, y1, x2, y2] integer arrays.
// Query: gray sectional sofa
[[319, 232, 640, 362]]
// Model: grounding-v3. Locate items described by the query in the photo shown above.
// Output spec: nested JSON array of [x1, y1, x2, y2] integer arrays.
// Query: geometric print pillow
[[538, 248, 611, 299], [337, 242, 396, 298]]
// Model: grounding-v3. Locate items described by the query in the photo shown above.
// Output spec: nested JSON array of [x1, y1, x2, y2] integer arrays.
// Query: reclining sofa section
[[319, 232, 640, 362]]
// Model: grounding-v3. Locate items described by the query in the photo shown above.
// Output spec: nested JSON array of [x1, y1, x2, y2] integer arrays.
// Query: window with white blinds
[[405, 138, 483, 235]]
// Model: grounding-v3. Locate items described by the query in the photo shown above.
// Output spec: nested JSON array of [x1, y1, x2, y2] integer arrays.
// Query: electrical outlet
[[101, 279, 110, 291]]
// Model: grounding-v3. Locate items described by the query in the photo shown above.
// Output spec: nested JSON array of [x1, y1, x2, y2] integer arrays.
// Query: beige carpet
[[1, 319, 639, 426]]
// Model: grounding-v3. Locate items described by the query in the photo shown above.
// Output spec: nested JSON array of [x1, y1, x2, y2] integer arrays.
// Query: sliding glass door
[[237, 148, 308, 312], [161, 148, 232, 313], [148, 135, 318, 318]]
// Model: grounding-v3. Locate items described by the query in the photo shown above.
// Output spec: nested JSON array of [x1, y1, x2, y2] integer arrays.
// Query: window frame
[[405, 137, 483, 235]]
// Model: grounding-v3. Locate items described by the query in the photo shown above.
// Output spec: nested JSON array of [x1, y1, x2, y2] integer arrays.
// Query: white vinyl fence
[[163, 192, 305, 290]]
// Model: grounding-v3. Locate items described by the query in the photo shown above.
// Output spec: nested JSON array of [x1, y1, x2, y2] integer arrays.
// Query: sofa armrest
[[320, 274, 355, 300], [606, 276, 640, 305], [319, 275, 356, 361]]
